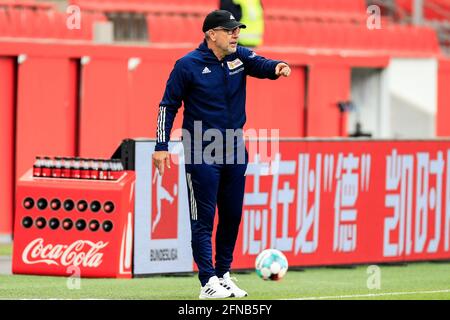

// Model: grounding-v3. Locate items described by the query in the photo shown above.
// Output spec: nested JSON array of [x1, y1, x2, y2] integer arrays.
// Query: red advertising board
[[229, 140, 450, 269], [21, 139, 448, 277]]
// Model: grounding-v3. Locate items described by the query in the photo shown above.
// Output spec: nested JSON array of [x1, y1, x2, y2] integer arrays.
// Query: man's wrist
[[155, 142, 169, 152]]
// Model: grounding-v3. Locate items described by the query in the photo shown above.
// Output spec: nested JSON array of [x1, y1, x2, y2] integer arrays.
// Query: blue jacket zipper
[[222, 61, 233, 129]]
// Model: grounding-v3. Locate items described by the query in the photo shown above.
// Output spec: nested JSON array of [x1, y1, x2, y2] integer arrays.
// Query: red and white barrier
[[134, 139, 450, 275], [12, 139, 450, 277]]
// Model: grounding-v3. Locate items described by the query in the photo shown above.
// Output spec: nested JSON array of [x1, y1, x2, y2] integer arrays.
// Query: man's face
[[211, 27, 241, 55]]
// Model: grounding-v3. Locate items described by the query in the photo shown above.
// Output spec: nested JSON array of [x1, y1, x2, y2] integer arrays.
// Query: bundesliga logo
[[151, 155, 179, 239]]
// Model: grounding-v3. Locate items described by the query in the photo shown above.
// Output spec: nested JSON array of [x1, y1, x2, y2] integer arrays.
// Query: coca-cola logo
[[22, 238, 109, 268]]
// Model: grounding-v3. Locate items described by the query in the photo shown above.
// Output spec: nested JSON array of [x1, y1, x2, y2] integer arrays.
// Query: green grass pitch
[[0, 254, 449, 300], [0, 245, 12, 256]]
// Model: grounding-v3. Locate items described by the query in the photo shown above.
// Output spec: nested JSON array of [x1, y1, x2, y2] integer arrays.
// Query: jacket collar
[[197, 40, 235, 63]]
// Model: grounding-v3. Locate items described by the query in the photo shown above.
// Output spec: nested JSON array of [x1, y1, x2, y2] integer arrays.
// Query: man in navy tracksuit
[[152, 10, 291, 299]]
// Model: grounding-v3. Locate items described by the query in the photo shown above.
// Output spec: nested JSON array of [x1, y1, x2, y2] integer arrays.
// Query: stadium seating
[[0, 8, 10, 36], [263, 15, 440, 54], [262, 0, 366, 13], [69, 0, 215, 15], [396, 0, 450, 21], [0, 0, 442, 55], [0, 0, 107, 40]]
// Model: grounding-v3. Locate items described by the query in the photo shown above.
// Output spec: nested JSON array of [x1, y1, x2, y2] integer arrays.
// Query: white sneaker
[[220, 272, 248, 298], [199, 276, 233, 299]]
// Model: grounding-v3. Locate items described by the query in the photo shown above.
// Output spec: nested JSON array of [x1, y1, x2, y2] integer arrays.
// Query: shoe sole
[[230, 293, 247, 298], [199, 293, 233, 299]]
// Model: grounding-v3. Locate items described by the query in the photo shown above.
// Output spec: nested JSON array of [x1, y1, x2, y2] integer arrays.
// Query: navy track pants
[[185, 158, 248, 286]]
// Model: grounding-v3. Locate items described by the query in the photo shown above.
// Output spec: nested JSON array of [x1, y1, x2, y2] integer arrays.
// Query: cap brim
[[221, 21, 246, 30]]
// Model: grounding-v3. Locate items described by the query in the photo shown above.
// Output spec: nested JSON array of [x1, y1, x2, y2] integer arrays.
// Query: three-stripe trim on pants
[[186, 173, 198, 221]]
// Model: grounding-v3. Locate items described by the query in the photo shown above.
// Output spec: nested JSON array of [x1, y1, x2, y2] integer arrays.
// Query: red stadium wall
[[307, 64, 351, 137], [15, 57, 79, 183], [0, 40, 447, 240], [0, 58, 15, 240], [437, 58, 450, 137], [78, 58, 130, 157], [246, 66, 306, 137]]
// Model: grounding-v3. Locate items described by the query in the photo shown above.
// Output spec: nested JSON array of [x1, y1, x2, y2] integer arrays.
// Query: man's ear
[[209, 31, 216, 42]]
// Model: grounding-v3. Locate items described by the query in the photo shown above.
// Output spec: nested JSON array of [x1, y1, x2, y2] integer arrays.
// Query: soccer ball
[[255, 249, 288, 280]]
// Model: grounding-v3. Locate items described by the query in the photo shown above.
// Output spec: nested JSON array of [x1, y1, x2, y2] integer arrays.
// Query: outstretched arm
[[239, 46, 290, 79]]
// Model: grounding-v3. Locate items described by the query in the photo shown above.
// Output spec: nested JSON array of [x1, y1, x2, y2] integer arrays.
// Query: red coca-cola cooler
[[12, 165, 135, 278]]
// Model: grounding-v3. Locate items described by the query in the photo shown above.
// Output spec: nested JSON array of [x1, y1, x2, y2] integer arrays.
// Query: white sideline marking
[[287, 289, 450, 300]]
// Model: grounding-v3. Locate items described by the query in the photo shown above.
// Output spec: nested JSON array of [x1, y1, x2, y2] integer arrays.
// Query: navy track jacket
[[155, 40, 282, 152]]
